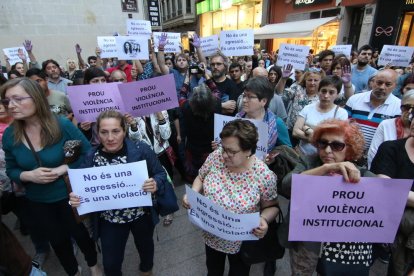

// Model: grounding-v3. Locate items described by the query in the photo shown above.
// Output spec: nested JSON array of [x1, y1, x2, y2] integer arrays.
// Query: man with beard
[[209, 52, 240, 115], [345, 69, 401, 152], [42, 59, 72, 94], [351, 45, 378, 93]]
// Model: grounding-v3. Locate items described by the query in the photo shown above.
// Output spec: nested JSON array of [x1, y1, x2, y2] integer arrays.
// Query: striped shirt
[[345, 91, 401, 150]]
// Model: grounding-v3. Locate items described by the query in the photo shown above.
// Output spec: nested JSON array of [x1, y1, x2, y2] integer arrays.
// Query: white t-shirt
[[367, 118, 397, 168], [298, 103, 348, 155]]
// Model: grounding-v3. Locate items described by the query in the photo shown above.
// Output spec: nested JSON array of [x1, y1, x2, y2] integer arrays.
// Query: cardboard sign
[[97, 36, 117, 58], [213, 114, 268, 160], [289, 174, 412, 243], [68, 161, 152, 215], [220, 29, 254, 57], [3, 47, 30, 66], [153, 32, 181, 53], [186, 186, 259, 241], [115, 36, 149, 60], [68, 75, 179, 121], [378, 45, 414, 67], [117, 74, 179, 117], [276, 43, 310, 70], [200, 35, 219, 57], [330, 44, 353, 57], [126, 19, 152, 37]]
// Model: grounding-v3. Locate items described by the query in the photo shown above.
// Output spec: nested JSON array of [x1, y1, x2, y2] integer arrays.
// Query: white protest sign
[[153, 32, 181, 53], [186, 186, 259, 241], [3, 73, 7, 80], [68, 161, 152, 215], [200, 35, 219, 57], [330, 45, 352, 57], [97, 36, 117, 58], [115, 36, 149, 60], [378, 45, 414, 67], [213, 114, 268, 160], [126, 19, 151, 38], [276, 43, 310, 70], [220, 29, 254, 57], [3, 47, 30, 66]]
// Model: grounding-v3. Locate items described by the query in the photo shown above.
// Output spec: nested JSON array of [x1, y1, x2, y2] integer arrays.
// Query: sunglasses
[[401, 104, 414, 112], [316, 140, 346, 152]]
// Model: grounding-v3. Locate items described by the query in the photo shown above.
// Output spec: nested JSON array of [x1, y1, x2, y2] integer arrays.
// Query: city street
[[3, 183, 387, 276]]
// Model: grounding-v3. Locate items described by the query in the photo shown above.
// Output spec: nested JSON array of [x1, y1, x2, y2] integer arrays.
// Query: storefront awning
[[254, 17, 338, 40]]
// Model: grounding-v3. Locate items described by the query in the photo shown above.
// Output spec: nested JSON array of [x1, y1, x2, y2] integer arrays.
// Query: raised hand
[[75, 44, 82, 54], [282, 64, 293, 79], [191, 33, 201, 48], [23, 40, 33, 52], [341, 65, 351, 84], [158, 33, 168, 50]]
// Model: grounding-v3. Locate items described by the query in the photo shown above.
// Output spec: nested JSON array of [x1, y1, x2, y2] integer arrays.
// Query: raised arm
[[192, 33, 207, 65], [23, 40, 39, 69], [341, 65, 354, 100], [75, 44, 86, 69], [275, 64, 293, 94], [150, 40, 161, 74], [156, 33, 169, 75]]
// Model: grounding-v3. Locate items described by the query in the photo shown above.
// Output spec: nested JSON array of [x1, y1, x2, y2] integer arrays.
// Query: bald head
[[376, 69, 398, 83], [110, 70, 127, 83], [252, 67, 268, 78], [371, 69, 398, 103]]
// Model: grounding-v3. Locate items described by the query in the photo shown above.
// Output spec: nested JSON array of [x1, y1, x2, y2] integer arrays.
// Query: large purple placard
[[289, 174, 412, 243], [67, 83, 124, 122], [118, 74, 178, 117]]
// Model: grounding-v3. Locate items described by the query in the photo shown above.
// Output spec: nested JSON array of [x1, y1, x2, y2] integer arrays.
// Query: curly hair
[[311, 119, 365, 161]]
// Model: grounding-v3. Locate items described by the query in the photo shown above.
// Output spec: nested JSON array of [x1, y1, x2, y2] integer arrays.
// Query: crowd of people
[[0, 35, 413, 276]]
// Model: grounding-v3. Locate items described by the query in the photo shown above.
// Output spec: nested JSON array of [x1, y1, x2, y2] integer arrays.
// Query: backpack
[[268, 145, 300, 199]]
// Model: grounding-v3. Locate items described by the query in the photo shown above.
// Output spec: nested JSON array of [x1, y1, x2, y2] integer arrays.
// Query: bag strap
[[23, 130, 42, 167], [333, 105, 339, 118]]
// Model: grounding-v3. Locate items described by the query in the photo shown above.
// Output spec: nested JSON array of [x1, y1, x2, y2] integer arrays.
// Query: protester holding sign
[[183, 119, 278, 276], [1, 78, 100, 275], [69, 110, 167, 276], [283, 119, 376, 275]]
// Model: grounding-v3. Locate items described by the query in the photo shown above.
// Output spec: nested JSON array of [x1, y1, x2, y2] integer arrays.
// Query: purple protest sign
[[289, 174, 412, 243], [118, 74, 179, 117], [67, 83, 125, 122]]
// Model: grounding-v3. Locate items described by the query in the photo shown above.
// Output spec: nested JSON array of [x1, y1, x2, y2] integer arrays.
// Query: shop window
[[321, 8, 340, 18], [398, 12, 414, 46], [178, 0, 182, 15], [186, 0, 192, 14], [310, 11, 320, 19]]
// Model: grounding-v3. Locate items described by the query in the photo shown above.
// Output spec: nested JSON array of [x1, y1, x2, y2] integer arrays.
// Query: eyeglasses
[[1, 96, 33, 107], [210, 62, 224, 67], [242, 92, 258, 101], [401, 104, 414, 112], [316, 140, 346, 152], [219, 143, 241, 157]]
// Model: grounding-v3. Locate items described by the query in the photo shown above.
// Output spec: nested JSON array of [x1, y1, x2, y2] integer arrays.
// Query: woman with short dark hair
[[183, 119, 278, 275]]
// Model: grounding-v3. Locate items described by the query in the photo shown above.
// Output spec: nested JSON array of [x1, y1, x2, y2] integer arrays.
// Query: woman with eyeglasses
[[370, 108, 414, 276], [367, 89, 414, 168], [1, 78, 101, 275], [182, 119, 278, 276], [283, 119, 376, 276], [276, 64, 326, 146], [292, 76, 348, 156]]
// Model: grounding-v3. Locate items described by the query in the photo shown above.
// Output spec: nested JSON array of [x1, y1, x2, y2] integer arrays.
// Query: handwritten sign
[[115, 36, 149, 60], [3, 47, 30, 66], [276, 43, 310, 71], [213, 114, 268, 160], [153, 32, 181, 53], [97, 36, 117, 58], [68, 161, 152, 215], [67, 83, 125, 122], [126, 19, 151, 37], [330, 44, 352, 58], [186, 186, 259, 241], [200, 35, 219, 57], [289, 174, 412, 243], [117, 74, 179, 117], [378, 45, 414, 67], [220, 29, 254, 57]]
